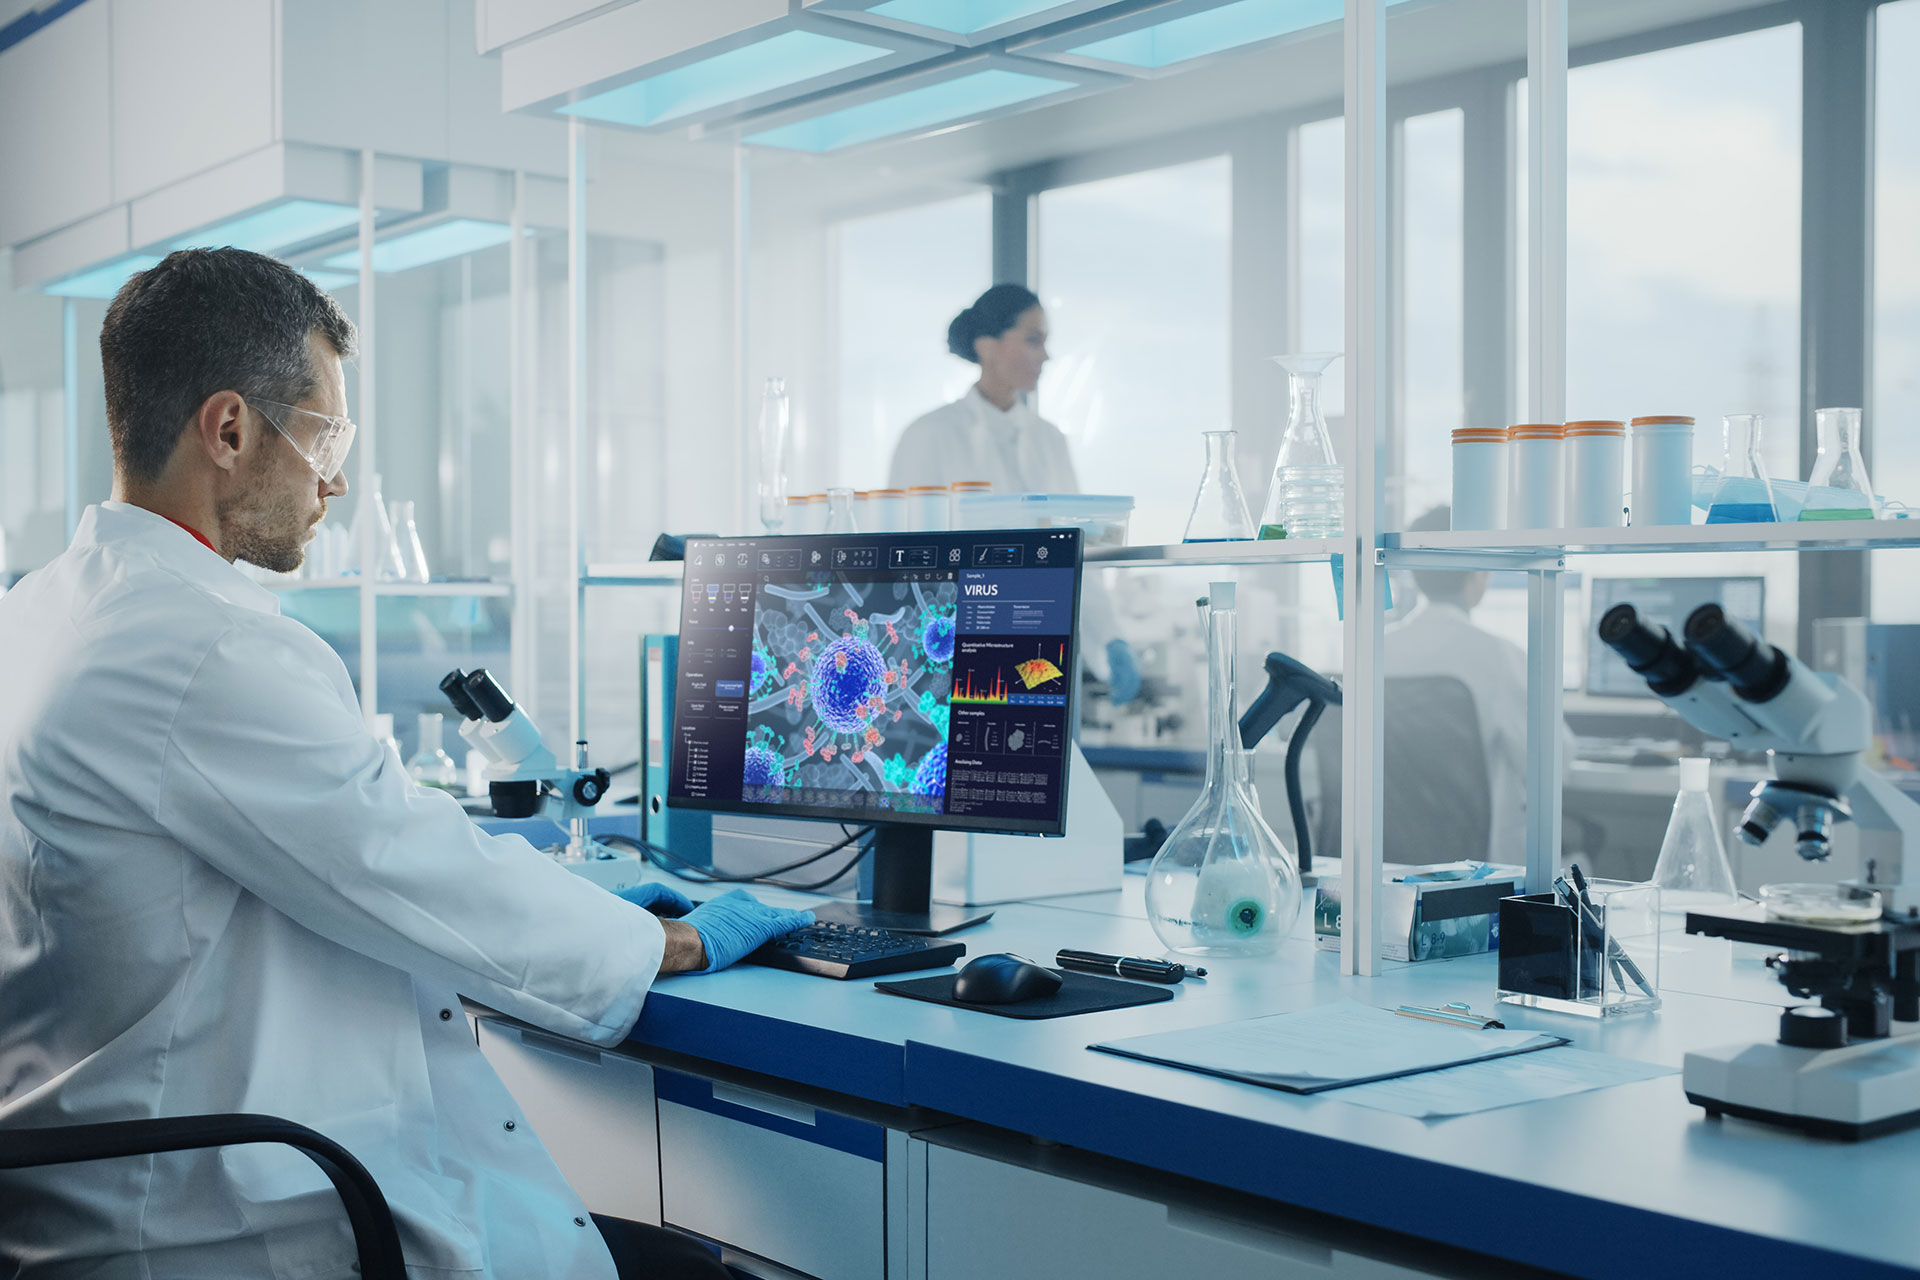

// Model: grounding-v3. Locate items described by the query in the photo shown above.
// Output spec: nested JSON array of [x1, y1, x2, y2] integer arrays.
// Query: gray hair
[[100, 248, 357, 483]]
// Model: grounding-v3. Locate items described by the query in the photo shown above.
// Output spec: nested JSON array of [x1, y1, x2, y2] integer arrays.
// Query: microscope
[[439, 667, 645, 892], [1598, 603, 1920, 1139]]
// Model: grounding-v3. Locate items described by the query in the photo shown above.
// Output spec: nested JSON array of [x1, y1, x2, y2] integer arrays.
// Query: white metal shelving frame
[[556, 0, 1917, 977]]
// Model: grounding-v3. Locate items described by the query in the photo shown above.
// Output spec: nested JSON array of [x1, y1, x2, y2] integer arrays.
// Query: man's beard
[[219, 470, 315, 574]]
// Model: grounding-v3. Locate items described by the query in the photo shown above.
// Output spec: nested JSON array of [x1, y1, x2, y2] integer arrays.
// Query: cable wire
[[598, 825, 871, 891]]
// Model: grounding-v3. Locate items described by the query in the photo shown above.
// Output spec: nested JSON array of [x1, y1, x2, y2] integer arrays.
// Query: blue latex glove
[[682, 889, 816, 974], [1106, 638, 1142, 706], [615, 881, 696, 918]]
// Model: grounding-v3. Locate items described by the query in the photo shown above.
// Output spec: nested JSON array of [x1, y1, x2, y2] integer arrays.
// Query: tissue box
[[1313, 862, 1523, 962]]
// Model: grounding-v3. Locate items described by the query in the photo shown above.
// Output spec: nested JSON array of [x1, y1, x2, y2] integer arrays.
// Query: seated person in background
[[1385, 505, 1570, 863]]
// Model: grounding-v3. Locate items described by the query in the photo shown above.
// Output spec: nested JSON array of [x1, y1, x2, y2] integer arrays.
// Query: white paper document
[[1333, 1045, 1676, 1119], [1091, 1000, 1566, 1093]]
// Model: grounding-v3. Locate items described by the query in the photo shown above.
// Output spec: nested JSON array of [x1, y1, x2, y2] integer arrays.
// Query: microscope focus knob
[[572, 769, 611, 807]]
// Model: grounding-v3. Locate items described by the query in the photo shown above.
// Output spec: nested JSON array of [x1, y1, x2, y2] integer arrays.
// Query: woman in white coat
[[888, 285, 1139, 702]]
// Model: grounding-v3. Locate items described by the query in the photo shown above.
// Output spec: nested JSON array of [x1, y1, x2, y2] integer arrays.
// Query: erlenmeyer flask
[[1799, 407, 1878, 521], [1704, 414, 1778, 524], [1650, 757, 1738, 911], [352, 473, 408, 580], [391, 499, 431, 583], [1182, 430, 1255, 542], [1258, 353, 1344, 540], [824, 486, 860, 533], [407, 712, 460, 791], [757, 377, 791, 533], [1146, 582, 1301, 957]]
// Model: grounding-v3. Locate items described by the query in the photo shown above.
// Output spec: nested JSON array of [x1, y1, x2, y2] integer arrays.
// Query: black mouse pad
[[874, 969, 1175, 1019]]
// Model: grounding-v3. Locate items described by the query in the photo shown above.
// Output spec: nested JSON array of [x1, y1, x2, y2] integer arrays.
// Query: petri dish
[[1759, 882, 1883, 925]]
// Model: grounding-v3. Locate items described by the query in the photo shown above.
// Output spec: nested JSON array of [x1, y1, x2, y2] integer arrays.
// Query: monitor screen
[[667, 529, 1083, 835], [1586, 575, 1766, 697]]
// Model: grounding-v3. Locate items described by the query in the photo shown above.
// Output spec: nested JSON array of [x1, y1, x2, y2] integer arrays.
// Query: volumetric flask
[[1704, 413, 1778, 524]]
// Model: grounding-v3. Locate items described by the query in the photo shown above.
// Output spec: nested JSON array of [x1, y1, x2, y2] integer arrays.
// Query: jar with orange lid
[[1565, 420, 1626, 527], [1629, 415, 1695, 526], [949, 480, 993, 529], [867, 487, 907, 533], [907, 484, 948, 531], [1450, 427, 1509, 530], [1506, 424, 1565, 530]]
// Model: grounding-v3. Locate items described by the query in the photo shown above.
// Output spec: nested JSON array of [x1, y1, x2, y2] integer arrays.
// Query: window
[[1566, 24, 1803, 483], [834, 193, 991, 491], [1397, 107, 1465, 523], [1037, 156, 1232, 544], [1295, 118, 1346, 425], [1872, 0, 1919, 618]]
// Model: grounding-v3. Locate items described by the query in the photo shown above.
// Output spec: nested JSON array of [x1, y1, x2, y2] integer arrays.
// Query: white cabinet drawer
[[657, 1068, 887, 1280], [475, 1020, 662, 1225]]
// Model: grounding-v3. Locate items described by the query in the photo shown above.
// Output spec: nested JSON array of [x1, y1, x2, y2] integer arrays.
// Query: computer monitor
[[1585, 576, 1766, 698], [667, 528, 1083, 934]]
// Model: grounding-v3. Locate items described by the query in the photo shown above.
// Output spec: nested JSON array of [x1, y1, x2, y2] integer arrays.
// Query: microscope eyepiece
[[440, 669, 485, 721], [1596, 603, 1699, 696], [462, 669, 517, 723], [1683, 604, 1790, 702]]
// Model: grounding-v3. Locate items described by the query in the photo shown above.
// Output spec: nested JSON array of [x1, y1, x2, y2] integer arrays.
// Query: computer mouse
[[952, 953, 1064, 1005]]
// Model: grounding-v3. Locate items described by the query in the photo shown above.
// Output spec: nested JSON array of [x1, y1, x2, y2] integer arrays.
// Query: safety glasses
[[247, 398, 356, 482]]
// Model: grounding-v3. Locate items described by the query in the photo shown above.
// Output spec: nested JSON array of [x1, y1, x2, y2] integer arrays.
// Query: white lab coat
[[887, 385, 1080, 494], [0, 503, 663, 1279], [1383, 599, 1571, 863], [889, 387, 1121, 671]]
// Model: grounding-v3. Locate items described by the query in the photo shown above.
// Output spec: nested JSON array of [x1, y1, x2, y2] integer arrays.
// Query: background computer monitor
[[1585, 576, 1766, 698], [667, 528, 1083, 933]]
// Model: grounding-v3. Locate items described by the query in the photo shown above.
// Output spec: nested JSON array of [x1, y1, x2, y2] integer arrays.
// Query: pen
[[1562, 865, 1655, 999], [1394, 1002, 1505, 1030], [1055, 949, 1205, 984]]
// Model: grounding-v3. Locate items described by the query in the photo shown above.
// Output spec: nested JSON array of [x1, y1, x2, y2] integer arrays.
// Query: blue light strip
[[1067, 0, 1349, 68], [320, 219, 515, 274], [301, 268, 359, 290], [745, 68, 1078, 152], [866, 0, 1070, 36], [41, 254, 163, 299], [171, 199, 360, 253], [559, 29, 891, 128]]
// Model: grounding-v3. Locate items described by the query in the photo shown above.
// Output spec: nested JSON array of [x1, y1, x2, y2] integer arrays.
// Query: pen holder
[[1496, 881, 1661, 1018]]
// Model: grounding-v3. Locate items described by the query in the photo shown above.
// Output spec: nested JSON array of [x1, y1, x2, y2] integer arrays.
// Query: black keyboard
[[746, 921, 965, 980]]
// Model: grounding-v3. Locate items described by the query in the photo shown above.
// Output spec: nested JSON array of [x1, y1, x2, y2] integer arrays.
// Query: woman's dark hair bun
[[946, 283, 1040, 363]]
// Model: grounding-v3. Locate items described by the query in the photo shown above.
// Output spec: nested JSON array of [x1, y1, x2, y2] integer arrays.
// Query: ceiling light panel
[[170, 199, 361, 254], [803, 0, 1123, 47], [41, 254, 164, 299], [514, 10, 945, 132], [737, 54, 1117, 153], [321, 219, 516, 274], [1016, 0, 1417, 77]]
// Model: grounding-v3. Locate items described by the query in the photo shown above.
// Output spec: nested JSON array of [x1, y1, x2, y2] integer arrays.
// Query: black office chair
[[1309, 676, 1495, 865], [0, 1113, 406, 1279]]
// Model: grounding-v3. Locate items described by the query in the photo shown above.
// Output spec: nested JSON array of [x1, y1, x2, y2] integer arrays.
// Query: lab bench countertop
[[593, 862, 1920, 1280]]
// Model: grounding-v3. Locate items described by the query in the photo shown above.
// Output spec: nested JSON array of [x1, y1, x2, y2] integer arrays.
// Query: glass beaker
[[353, 472, 409, 581], [1146, 582, 1301, 957], [407, 712, 461, 791], [1704, 413, 1778, 524], [1799, 407, 1878, 521], [1258, 353, 1344, 540], [391, 499, 431, 583], [757, 377, 791, 533], [1182, 430, 1255, 542], [1650, 757, 1738, 912], [824, 486, 860, 533]]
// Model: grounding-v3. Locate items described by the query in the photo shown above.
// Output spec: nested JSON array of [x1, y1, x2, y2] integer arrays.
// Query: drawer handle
[[517, 1028, 604, 1066], [710, 1082, 818, 1127]]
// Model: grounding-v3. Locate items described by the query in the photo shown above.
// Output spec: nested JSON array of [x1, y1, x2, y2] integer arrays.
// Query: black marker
[[1055, 949, 1205, 984]]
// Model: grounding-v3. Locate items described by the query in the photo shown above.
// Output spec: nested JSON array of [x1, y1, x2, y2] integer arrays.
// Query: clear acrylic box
[[1497, 880, 1662, 1018]]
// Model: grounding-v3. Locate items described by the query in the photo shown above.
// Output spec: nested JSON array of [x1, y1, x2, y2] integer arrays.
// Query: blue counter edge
[[903, 1041, 1913, 1280], [629, 993, 908, 1108]]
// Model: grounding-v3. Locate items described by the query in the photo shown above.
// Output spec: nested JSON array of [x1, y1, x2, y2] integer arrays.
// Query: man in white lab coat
[[0, 249, 812, 1278], [1384, 506, 1571, 863]]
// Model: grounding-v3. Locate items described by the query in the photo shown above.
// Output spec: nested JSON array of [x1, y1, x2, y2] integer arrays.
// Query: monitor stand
[[807, 825, 993, 936]]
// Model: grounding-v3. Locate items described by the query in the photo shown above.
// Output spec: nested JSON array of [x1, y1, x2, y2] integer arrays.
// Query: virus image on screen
[[742, 574, 956, 809]]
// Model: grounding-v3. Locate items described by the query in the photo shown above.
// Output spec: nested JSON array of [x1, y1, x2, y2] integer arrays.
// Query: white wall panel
[[108, 0, 275, 203], [473, 0, 616, 54], [0, 0, 112, 246], [446, 0, 566, 176]]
